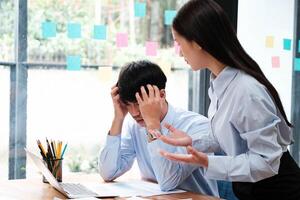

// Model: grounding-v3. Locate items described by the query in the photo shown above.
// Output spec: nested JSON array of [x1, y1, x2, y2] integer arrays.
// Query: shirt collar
[[210, 66, 239, 99]]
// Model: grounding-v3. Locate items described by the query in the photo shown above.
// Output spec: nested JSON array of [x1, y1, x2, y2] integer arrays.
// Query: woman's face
[[172, 29, 209, 71]]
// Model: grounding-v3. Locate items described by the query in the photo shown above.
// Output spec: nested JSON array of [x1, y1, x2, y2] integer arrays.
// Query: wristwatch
[[146, 129, 160, 143]]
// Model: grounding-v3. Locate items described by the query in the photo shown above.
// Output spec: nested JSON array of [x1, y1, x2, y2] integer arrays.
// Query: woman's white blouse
[[194, 67, 293, 182]]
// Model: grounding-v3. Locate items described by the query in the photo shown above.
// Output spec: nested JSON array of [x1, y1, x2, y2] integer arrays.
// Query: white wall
[[237, 0, 295, 119]]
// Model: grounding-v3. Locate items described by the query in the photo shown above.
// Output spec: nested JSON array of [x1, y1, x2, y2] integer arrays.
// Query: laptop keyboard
[[60, 183, 98, 196]]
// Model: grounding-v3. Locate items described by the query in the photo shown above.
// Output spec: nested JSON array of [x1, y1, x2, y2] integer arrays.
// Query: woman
[[135, 0, 300, 199]]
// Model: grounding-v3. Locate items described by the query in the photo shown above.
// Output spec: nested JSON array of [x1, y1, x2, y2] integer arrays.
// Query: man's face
[[123, 89, 166, 127], [125, 102, 146, 127]]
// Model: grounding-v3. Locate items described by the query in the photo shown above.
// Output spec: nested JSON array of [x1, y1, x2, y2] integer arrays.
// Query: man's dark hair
[[117, 60, 167, 104]]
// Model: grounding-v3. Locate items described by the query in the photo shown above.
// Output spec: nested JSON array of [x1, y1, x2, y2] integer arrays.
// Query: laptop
[[25, 148, 106, 199]]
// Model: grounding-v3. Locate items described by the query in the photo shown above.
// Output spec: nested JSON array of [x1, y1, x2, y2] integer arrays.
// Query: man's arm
[[148, 116, 213, 191], [98, 119, 136, 181], [98, 85, 135, 181], [147, 139, 200, 191]]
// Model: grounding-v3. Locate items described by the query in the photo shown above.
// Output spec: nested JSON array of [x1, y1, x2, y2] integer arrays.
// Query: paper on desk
[[127, 197, 146, 200], [83, 180, 185, 197], [53, 197, 99, 200]]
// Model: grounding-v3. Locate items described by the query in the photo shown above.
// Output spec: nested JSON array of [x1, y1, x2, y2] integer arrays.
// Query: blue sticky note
[[283, 39, 292, 50], [67, 23, 81, 39], [93, 25, 107, 40], [42, 21, 56, 38], [134, 2, 146, 17], [295, 58, 300, 71], [164, 10, 176, 25], [67, 56, 81, 70]]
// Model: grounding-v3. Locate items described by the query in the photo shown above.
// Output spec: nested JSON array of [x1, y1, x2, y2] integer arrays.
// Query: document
[[53, 198, 99, 200], [54, 196, 148, 200], [82, 180, 185, 197]]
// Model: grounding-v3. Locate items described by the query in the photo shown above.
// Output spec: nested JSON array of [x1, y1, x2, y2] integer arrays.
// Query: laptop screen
[[25, 148, 66, 195]]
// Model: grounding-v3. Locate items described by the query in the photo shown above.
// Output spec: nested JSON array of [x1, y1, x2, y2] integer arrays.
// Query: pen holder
[[43, 158, 63, 183]]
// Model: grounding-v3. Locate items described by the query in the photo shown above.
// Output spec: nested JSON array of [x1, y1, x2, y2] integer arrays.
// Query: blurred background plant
[[66, 144, 101, 173]]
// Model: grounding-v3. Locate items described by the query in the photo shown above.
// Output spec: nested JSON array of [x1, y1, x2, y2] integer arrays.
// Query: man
[[98, 60, 218, 196]]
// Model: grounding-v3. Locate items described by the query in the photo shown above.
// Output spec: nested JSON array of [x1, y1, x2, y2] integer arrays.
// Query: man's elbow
[[99, 170, 116, 182], [98, 164, 116, 182], [158, 180, 178, 192]]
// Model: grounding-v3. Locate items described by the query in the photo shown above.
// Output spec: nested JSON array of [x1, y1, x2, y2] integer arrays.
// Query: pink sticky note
[[146, 41, 158, 56], [116, 33, 128, 47], [272, 56, 280, 68], [174, 41, 180, 54]]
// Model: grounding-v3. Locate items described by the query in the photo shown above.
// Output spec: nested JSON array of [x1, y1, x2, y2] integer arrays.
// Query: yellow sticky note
[[157, 60, 172, 76], [97, 67, 113, 83], [265, 36, 274, 48]]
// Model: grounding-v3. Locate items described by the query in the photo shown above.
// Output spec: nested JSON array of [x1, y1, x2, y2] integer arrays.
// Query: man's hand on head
[[110, 85, 128, 136], [135, 84, 162, 130], [111, 85, 128, 121]]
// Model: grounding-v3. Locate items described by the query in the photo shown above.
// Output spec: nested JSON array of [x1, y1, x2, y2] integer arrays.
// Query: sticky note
[[146, 41, 158, 56], [158, 60, 172, 76], [134, 2, 146, 17], [42, 21, 56, 38], [67, 55, 81, 70], [174, 41, 180, 54], [164, 10, 176, 25], [283, 39, 292, 50], [265, 36, 274, 48], [94, 25, 107, 40], [116, 33, 128, 47], [67, 23, 81, 39], [298, 40, 300, 53], [271, 56, 280, 68], [295, 58, 300, 71], [97, 67, 112, 83]]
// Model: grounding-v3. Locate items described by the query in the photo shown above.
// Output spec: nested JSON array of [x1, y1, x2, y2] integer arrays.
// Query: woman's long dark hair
[[172, 0, 292, 127]]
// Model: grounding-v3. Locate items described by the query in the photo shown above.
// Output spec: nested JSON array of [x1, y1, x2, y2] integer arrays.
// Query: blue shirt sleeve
[[205, 95, 283, 182], [98, 123, 136, 181], [189, 114, 221, 153], [147, 139, 200, 191], [147, 116, 212, 191], [192, 131, 221, 153]]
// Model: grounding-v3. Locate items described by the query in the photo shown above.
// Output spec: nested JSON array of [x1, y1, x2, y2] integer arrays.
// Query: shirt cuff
[[205, 155, 231, 181]]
